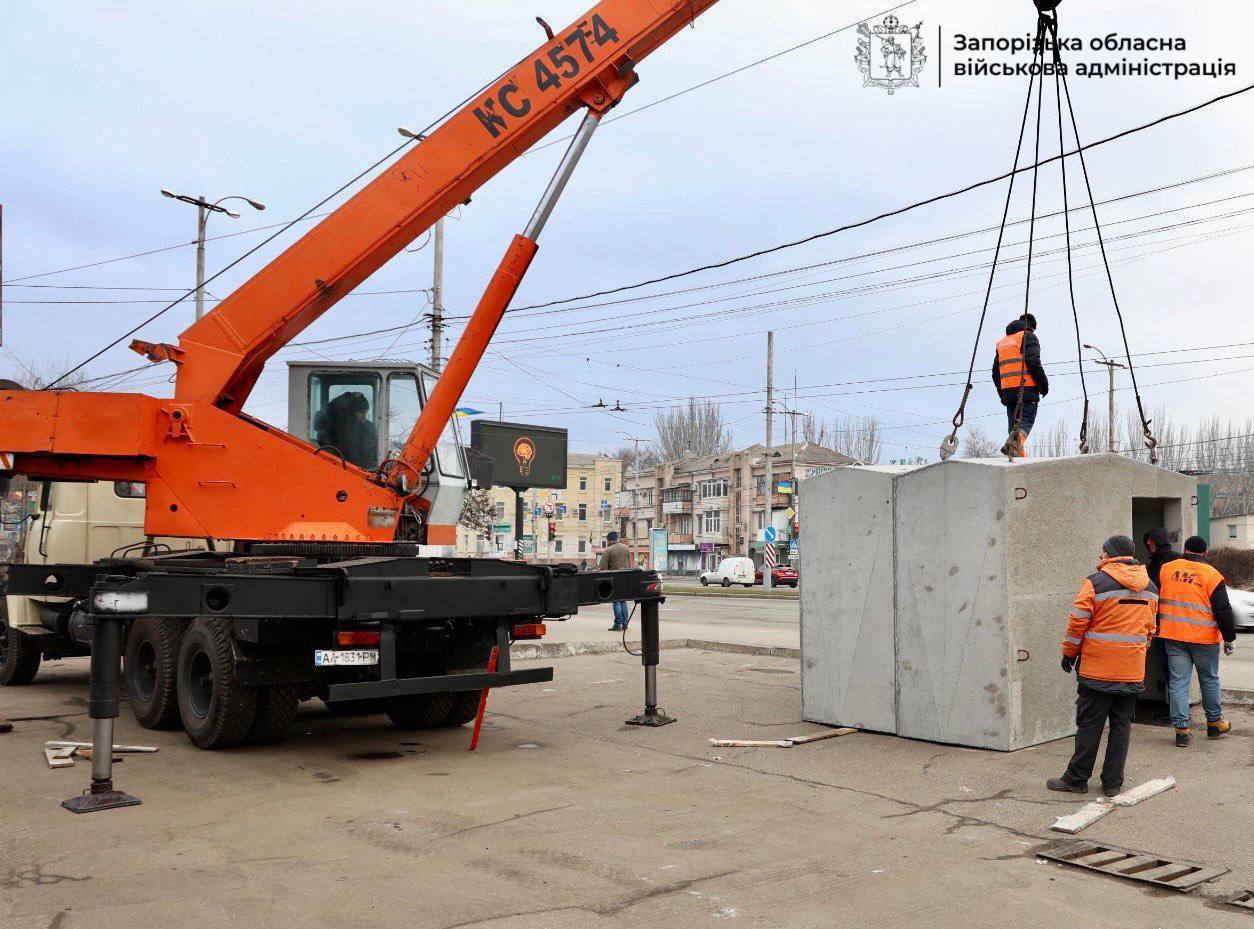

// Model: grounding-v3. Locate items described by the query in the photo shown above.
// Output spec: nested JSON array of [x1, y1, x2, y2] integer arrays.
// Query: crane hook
[[536, 17, 555, 41]]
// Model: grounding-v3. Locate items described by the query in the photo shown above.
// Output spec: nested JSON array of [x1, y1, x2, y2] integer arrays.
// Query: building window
[[604, 477, 612, 492], [578, 503, 587, 521], [555, 540, 563, 553], [640, 489, 653, 506], [702, 510, 722, 534], [754, 510, 765, 530], [578, 538, 587, 553], [699, 478, 727, 500], [1229, 524, 1238, 539], [579, 476, 587, 491], [754, 476, 765, 496], [494, 502, 505, 520]]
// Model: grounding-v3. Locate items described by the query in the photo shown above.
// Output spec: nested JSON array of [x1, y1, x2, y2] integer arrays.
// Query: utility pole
[[778, 404, 810, 568], [764, 331, 774, 589], [619, 433, 650, 570], [160, 189, 265, 320], [1084, 343, 1126, 453], [430, 217, 445, 371]]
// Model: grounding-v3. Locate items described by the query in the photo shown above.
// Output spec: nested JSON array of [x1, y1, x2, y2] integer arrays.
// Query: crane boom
[[0, 0, 723, 543], [161, 0, 720, 413]]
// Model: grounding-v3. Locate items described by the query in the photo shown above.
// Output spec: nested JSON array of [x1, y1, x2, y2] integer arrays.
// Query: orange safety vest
[[1062, 557, 1158, 683], [995, 330, 1037, 390], [1157, 557, 1224, 645]]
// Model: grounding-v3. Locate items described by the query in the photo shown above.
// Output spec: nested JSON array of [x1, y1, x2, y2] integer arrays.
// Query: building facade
[[456, 452, 621, 568], [1211, 512, 1254, 549], [618, 443, 856, 574]]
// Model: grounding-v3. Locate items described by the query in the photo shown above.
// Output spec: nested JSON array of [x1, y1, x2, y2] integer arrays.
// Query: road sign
[[789, 540, 799, 557], [557, 504, 567, 516], [785, 507, 796, 519], [534, 506, 542, 517], [491, 523, 512, 535], [764, 541, 778, 567], [763, 526, 777, 543]]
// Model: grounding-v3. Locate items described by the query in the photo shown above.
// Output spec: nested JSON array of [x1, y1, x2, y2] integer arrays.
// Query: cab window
[[113, 481, 146, 499], [309, 373, 381, 470], [386, 374, 421, 463], [420, 372, 465, 479]]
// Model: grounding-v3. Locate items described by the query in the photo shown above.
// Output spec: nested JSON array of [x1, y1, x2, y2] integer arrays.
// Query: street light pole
[[161, 189, 266, 320], [1083, 343, 1126, 454], [619, 433, 650, 570]]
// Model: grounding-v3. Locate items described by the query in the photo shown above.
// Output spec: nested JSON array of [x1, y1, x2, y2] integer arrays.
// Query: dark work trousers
[[1063, 685, 1137, 791], [1004, 397, 1039, 437]]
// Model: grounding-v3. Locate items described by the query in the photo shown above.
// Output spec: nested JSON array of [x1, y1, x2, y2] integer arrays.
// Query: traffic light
[[791, 521, 800, 539], [548, 521, 557, 541]]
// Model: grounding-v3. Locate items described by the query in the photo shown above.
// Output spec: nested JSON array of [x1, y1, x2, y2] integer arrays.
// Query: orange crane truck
[[0, 0, 720, 811]]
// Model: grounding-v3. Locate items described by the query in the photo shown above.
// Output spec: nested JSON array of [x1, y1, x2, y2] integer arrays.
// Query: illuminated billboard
[[470, 420, 568, 490]]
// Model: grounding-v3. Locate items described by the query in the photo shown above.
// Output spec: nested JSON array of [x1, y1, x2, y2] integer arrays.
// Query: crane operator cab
[[286, 360, 472, 552]]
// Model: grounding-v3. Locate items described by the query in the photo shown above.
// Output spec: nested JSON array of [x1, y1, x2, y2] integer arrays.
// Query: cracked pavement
[[0, 649, 1249, 928]]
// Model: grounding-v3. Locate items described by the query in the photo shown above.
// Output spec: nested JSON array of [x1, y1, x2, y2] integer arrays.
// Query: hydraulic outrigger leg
[[62, 609, 140, 813], [626, 599, 675, 727]]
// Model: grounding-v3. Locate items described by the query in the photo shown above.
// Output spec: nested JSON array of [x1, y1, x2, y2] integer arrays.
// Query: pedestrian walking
[[1156, 535, 1237, 746], [992, 314, 1049, 457], [598, 531, 632, 632], [1048, 535, 1157, 796]]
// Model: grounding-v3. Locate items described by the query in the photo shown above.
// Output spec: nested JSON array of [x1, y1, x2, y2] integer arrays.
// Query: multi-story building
[[457, 452, 621, 568], [619, 442, 856, 574]]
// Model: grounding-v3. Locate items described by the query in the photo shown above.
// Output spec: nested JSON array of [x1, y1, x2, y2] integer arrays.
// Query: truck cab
[[286, 359, 471, 545]]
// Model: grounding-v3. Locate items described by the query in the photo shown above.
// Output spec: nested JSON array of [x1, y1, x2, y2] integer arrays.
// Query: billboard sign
[[470, 420, 567, 489], [650, 527, 669, 571]]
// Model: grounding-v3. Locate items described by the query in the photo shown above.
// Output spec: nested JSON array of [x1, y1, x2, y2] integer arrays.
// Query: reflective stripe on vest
[[995, 331, 1037, 390], [1157, 558, 1223, 645], [1094, 587, 1158, 603]]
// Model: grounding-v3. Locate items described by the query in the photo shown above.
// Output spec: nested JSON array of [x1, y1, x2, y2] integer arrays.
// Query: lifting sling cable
[[1054, 35, 1159, 462], [939, 15, 1046, 461], [1052, 19, 1091, 455]]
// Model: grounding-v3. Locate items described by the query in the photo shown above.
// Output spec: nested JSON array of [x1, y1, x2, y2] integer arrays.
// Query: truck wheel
[[0, 621, 41, 686], [123, 617, 183, 729], [721, 578, 731, 587], [386, 693, 456, 730], [248, 684, 301, 744], [700, 577, 709, 586], [442, 692, 482, 727], [176, 617, 257, 749]]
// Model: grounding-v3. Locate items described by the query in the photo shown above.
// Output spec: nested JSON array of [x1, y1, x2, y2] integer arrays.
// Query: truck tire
[[248, 684, 301, 744], [176, 617, 257, 749], [442, 692, 482, 727], [123, 617, 183, 729], [386, 693, 456, 730], [0, 621, 41, 686]]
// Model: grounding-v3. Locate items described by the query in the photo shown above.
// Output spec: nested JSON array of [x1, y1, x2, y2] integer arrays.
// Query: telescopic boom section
[[159, 0, 722, 414]]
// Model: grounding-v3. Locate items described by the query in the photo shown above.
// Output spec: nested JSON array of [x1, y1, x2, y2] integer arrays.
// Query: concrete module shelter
[[800, 454, 1197, 751]]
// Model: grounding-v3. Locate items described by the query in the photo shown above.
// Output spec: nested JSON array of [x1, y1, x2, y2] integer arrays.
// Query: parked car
[[700, 557, 756, 587], [1229, 588, 1254, 632], [755, 565, 799, 588]]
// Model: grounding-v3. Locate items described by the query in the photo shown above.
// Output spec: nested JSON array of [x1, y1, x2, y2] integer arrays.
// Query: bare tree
[[609, 443, 658, 471], [0, 354, 88, 390], [653, 398, 732, 461], [457, 487, 495, 537], [961, 425, 999, 459], [800, 416, 832, 447], [826, 414, 884, 464]]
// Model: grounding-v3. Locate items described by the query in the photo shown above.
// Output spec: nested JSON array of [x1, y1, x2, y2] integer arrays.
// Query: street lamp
[[1083, 343, 1126, 454], [161, 189, 265, 319]]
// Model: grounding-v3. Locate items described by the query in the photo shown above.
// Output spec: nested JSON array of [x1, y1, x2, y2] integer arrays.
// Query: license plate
[[314, 649, 379, 667]]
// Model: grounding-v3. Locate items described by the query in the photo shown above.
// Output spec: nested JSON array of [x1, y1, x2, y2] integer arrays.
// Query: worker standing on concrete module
[[599, 531, 632, 632], [992, 314, 1048, 458], [1156, 536, 1237, 746], [1049, 536, 1157, 796]]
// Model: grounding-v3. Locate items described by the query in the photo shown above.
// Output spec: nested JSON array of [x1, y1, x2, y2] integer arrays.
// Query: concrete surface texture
[[802, 455, 1197, 750], [1, 651, 1250, 929]]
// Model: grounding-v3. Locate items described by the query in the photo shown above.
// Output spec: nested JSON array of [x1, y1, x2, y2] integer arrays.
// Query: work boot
[[1101, 782, 1123, 798], [1207, 719, 1231, 739], [1046, 777, 1088, 794], [0, 719, 11, 734], [1174, 727, 1191, 747]]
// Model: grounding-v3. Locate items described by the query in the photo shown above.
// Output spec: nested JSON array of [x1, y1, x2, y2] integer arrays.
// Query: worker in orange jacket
[[1048, 535, 1157, 796], [1157, 536, 1237, 746], [992, 314, 1048, 458]]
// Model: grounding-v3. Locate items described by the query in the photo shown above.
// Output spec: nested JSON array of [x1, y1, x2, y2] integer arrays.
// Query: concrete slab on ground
[[0, 649, 1249, 928]]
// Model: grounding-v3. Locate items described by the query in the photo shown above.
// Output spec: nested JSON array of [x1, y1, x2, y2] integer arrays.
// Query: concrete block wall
[[801, 454, 1197, 751]]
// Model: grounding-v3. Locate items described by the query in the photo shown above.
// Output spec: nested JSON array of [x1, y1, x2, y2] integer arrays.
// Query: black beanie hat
[[1102, 535, 1136, 558], [1184, 535, 1207, 554]]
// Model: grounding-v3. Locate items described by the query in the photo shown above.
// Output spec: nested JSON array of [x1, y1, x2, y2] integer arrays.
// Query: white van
[[699, 556, 755, 588]]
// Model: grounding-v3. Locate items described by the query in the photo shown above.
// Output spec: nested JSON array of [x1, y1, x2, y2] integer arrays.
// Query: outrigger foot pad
[[62, 781, 141, 814], [626, 709, 676, 727]]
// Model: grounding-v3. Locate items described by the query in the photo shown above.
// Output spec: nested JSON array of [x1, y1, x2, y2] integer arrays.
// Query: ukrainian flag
[[454, 407, 483, 418]]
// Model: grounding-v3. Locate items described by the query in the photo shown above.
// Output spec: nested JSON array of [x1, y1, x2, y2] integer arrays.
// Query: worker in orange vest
[[1156, 536, 1237, 746], [991, 314, 1049, 458], [1048, 535, 1157, 796]]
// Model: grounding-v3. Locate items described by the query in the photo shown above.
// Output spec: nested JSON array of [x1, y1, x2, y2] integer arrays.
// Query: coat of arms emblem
[[856, 15, 927, 94]]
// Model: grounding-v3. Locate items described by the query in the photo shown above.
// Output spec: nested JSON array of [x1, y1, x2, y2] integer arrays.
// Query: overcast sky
[[4, 0, 1252, 459]]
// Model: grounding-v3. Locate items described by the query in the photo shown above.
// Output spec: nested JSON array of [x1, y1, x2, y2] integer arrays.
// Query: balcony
[[668, 533, 694, 545], [697, 528, 728, 545], [661, 499, 692, 515]]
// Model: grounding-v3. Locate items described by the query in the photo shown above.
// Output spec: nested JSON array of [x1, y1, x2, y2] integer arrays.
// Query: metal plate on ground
[[1228, 891, 1254, 912], [1038, 840, 1228, 892]]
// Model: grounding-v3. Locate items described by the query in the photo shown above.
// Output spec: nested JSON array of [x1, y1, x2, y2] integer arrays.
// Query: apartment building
[[457, 452, 621, 567], [618, 442, 856, 573]]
